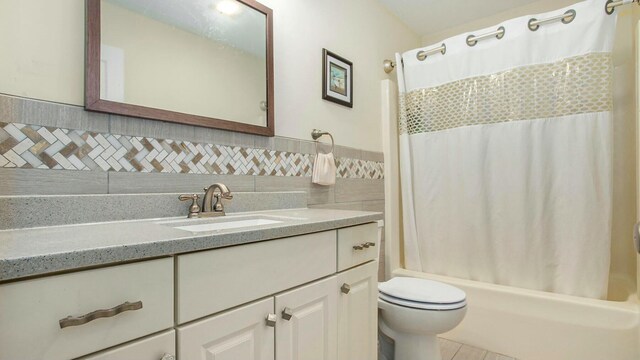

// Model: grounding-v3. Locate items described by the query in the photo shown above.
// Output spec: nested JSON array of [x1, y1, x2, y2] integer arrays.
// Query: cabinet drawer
[[79, 330, 176, 360], [177, 230, 336, 323], [0, 258, 173, 360], [337, 223, 378, 271]]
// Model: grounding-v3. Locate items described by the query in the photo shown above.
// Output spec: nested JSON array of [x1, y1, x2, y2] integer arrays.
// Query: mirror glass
[[99, 0, 268, 127]]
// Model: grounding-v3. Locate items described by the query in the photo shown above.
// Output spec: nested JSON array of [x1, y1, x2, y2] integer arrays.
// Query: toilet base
[[379, 316, 442, 360]]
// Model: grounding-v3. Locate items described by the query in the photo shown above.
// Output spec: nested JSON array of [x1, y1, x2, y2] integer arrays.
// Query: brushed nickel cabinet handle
[[282, 307, 293, 321], [160, 354, 176, 360], [341, 283, 351, 294], [59, 301, 143, 329], [265, 313, 277, 327], [362, 243, 370, 248]]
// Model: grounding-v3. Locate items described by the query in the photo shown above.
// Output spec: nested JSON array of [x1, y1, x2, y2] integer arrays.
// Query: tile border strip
[[0, 122, 384, 180]]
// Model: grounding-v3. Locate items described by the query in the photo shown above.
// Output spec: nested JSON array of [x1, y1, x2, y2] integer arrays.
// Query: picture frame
[[322, 49, 353, 108]]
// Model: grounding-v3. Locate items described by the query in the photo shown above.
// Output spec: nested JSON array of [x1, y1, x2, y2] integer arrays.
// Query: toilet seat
[[379, 292, 466, 310], [378, 277, 467, 311]]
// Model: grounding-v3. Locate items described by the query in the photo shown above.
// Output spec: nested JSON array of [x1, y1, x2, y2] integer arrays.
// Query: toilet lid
[[378, 277, 466, 305]]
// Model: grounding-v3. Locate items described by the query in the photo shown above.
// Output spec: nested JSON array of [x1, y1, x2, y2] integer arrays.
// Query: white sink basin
[[156, 214, 307, 233], [174, 218, 282, 232]]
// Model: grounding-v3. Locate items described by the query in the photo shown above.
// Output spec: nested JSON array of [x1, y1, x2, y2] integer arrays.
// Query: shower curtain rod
[[606, 0, 639, 14], [382, 0, 638, 72]]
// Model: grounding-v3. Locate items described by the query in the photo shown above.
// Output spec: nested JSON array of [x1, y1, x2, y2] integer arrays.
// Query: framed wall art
[[322, 49, 353, 108]]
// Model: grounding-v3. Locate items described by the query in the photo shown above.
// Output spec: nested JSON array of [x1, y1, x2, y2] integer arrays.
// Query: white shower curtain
[[397, 0, 616, 299]]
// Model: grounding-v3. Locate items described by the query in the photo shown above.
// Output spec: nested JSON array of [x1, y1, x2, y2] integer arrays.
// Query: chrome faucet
[[201, 183, 233, 217]]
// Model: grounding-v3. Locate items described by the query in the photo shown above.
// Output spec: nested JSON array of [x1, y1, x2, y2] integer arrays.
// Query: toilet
[[376, 222, 467, 360]]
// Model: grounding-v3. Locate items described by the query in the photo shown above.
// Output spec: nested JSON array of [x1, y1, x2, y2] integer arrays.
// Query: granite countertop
[[0, 208, 382, 282]]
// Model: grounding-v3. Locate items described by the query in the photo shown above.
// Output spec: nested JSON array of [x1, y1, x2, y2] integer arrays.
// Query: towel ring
[[311, 129, 335, 154]]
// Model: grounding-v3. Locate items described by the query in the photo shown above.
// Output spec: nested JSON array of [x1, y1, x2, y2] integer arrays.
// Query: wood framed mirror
[[86, 0, 274, 136]]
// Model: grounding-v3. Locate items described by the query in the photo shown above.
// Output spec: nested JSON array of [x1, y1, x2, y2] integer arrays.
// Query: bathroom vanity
[[0, 193, 381, 360]]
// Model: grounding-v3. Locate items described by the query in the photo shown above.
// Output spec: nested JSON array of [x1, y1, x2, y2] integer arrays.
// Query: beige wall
[[612, 5, 639, 293], [259, 0, 419, 151], [0, 0, 420, 151], [101, 1, 266, 126], [0, 0, 84, 106], [637, 18, 640, 349], [419, 0, 639, 290]]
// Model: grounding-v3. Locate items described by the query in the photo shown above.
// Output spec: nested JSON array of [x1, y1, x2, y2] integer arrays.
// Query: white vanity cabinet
[[0, 222, 379, 360], [174, 222, 378, 360]]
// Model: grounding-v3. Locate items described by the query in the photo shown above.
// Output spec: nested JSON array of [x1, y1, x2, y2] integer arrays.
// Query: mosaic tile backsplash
[[0, 122, 384, 180]]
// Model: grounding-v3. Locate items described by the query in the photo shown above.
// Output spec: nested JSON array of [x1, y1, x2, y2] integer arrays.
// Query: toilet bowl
[[375, 222, 467, 360], [378, 277, 467, 360]]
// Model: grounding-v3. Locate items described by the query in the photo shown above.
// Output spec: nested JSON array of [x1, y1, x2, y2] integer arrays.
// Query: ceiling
[[377, 0, 544, 36]]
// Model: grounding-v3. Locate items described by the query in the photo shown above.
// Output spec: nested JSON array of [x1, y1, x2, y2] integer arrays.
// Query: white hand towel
[[312, 152, 336, 186]]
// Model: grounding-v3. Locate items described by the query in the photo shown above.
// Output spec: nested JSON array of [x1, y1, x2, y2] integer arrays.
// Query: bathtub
[[393, 269, 640, 360]]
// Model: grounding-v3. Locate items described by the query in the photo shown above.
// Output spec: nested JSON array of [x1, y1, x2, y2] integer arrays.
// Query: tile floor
[[440, 338, 517, 360]]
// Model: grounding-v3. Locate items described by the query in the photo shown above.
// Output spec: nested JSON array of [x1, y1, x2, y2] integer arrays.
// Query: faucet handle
[[179, 194, 201, 218], [213, 194, 224, 212]]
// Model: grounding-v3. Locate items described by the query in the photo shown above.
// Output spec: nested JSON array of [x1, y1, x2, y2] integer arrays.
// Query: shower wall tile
[[302, 140, 335, 155], [0, 95, 15, 123], [309, 201, 363, 211], [0, 168, 108, 195], [253, 133, 273, 150], [12, 96, 109, 133], [335, 145, 362, 160], [335, 178, 385, 203], [255, 175, 333, 205], [193, 125, 256, 148], [273, 137, 301, 153], [108, 172, 255, 194], [109, 114, 196, 143], [361, 150, 384, 162], [300, 140, 316, 154], [362, 199, 385, 214]]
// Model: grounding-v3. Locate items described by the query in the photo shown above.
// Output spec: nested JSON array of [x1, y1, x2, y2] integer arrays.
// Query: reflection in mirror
[[93, 0, 270, 130]]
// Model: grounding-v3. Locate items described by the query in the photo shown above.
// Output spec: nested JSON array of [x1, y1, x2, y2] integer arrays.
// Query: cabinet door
[[275, 276, 338, 360], [337, 261, 378, 360], [177, 298, 274, 360]]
